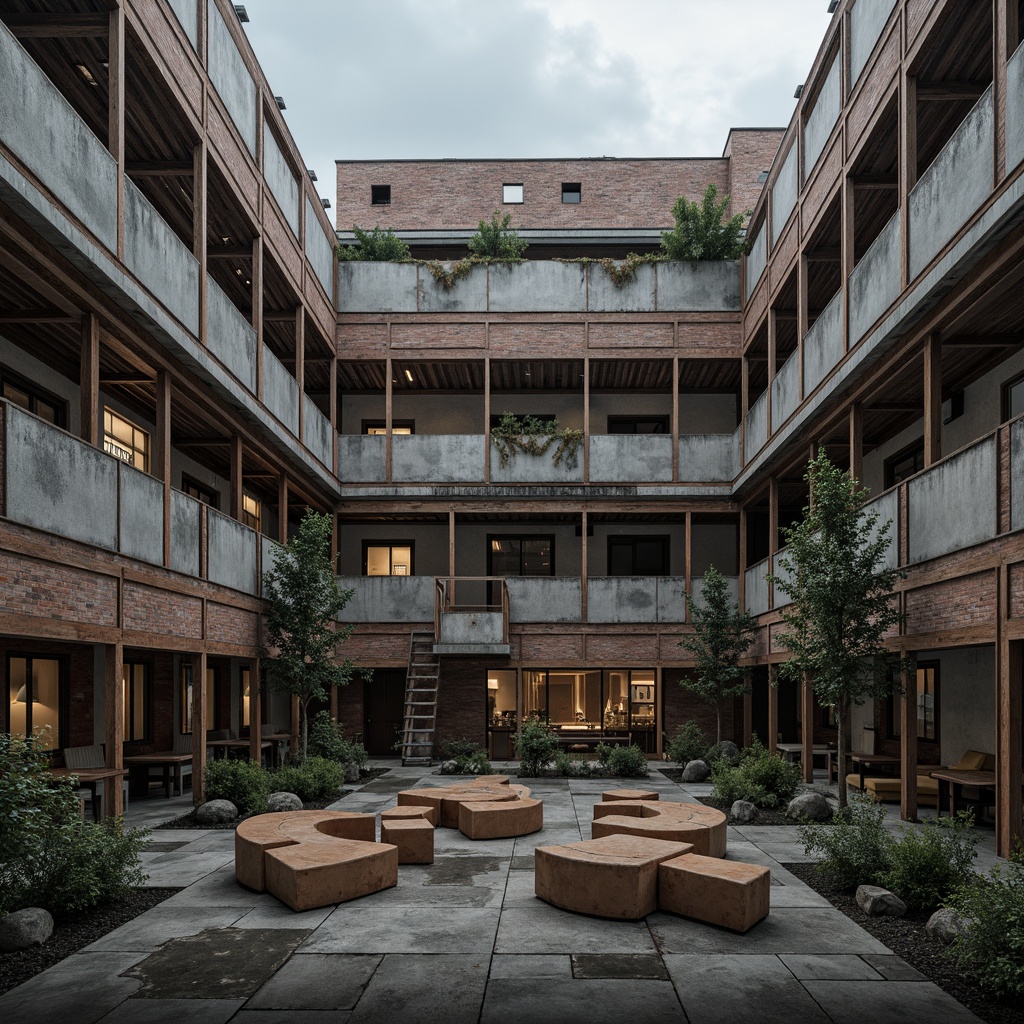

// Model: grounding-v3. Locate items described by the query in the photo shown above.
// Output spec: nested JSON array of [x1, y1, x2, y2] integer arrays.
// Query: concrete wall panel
[[439, 611, 504, 645], [690, 574, 740, 615], [305, 196, 336, 297], [744, 390, 769, 463], [587, 262, 655, 312], [803, 54, 842, 183], [679, 431, 739, 482], [745, 225, 766, 299], [418, 263, 488, 312], [336, 575, 434, 623], [207, 0, 256, 153], [507, 577, 582, 623], [851, 0, 898, 85], [207, 509, 258, 594], [170, 489, 201, 577], [848, 211, 900, 346], [488, 261, 586, 312], [263, 123, 299, 235], [492, 438, 585, 483], [772, 549, 793, 610], [262, 346, 299, 436], [338, 262, 418, 313], [303, 396, 333, 467], [392, 435, 485, 482], [589, 435, 672, 482], [744, 557, 770, 615], [588, 577, 659, 623], [862, 489, 899, 570], [771, 145, 798, 245], [0, 23, 117, 251], [1006, 41, 1024, 173], [771, 352, 800, 433], [5, 407, 117, 549], [908, 439, 997, 564], [656, 261, 740, 312], [803, 288, 843, 395], [1011, 418, 1024, 532], [337, 434, 386, 482], [656, 576, 687, 624], [909, 88, 993, 281], [206, 275, 257, 392], [166, 0, 198, 46], [118, 463, 164, 565]]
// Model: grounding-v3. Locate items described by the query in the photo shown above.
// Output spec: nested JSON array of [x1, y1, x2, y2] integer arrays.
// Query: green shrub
[[703, 741, 742, 766], [710, 759, 769, 807], [660, 183, 748, 263], [272, 757, 345, 803], [439, 738, 494, 775], [800, 795, 889, 890], [0, 731, 148, 916], [877, 812, 979, 913], [600, 743, 649, 778], [337, 225, 410, 261], [515, 719, 557, 776], [204, 758, 270, 816], [468, 210, 528, 259], [712, 738, 801, 809], [666, 721, 710, 766], [308, 711, 367, 769], [947, 843, 1024, 998]]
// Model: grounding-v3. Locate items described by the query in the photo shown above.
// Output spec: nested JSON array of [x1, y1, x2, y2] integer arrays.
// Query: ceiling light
[[234, 5, 249, 22], [74, 63, 98, 86], [221, 236, 230, 243], [236, 268, 243, 276], [404, 369, 414, 382], [275, 96, 286, 110]]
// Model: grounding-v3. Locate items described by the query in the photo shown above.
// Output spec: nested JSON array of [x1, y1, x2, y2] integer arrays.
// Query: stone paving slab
[[801, 980, 984, 1023], [860, 954, 928, 982], [97, 997, 244, 1024], [779, 954, 884, 980], [233, 1012, 352, 1024], [495, 907, 658, 954], [247, 953, 381, 1010], [299, 907, 499, 954], [83, 906, 248, 952], [481, 977, 684, 1024], [489, 953, 572, 978]]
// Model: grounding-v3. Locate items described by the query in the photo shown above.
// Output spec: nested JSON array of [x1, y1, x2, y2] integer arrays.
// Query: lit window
[[122, 662, 150, 742], [241, 667, 251, 728], [180, 663, 217, 734], [7, 655, 63, 749], [242, 494, 261, 532], [561, 182, 581, 204], [502, 183, 524, 204], [364, 542, 413, 576], [363, 420, 414, 435], [103, 407, 150, 472], [371, 184, 391, 205]]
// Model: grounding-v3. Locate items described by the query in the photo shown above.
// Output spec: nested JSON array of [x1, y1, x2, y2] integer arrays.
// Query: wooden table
[[776, 743, 833, 767], [123, 752, 193, 798], [929, 768, 997, 823], [49, 767, 128, 821], [849, 753, 901, 791], [207, 738, 272, 762]]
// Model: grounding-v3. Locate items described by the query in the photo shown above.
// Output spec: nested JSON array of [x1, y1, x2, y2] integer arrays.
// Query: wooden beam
[[104, 641, 124, 816], [870, 401, 920, 413], [207, 246, 253, 259], [125, 161, 194, 177], [917, 81, 988, 100], [851, 179, 899, 190], [943, 334, 1023, 348], [230, 435, 243, 522], [923, 333, 941, 467], [900, 652, 918, 821], [100, 372, 151, 384], [191, 652, 207, 806], [5, 14, 109, 36], [80, 314, 99, 447], [849, 402, 863, 484], [0, 310, 76, 324]]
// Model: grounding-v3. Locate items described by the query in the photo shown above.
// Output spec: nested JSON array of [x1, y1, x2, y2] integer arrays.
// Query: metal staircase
[[400, 628, 439, 765]]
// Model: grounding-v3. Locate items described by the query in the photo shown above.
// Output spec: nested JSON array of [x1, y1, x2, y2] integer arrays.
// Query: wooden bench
[[659, 853, 770, 933], [592, 799, 727, 858]]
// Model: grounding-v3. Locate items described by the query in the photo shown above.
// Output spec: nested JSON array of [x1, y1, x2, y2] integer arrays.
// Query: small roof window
[[371, 184, 391, 205], [502, 183, 524, 204], [562, 182, 581, 204]]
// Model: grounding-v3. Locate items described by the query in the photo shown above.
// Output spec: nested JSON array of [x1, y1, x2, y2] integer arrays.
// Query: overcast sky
[[240, 0, 832, 215]]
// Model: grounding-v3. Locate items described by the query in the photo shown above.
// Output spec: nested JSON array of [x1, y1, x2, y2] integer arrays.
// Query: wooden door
[[364, 670, 405, 755]]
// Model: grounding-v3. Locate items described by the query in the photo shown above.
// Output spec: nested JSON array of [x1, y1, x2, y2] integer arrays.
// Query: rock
[[440, 760, 459, 775], [0, 908, 53, 952], [195, 799, 238, 824], [926, 907, 970, 943], [267, 791, 302, 812], [707, 741, 741, 764], [343, 763, 361, 783], [730, 800, 759, 824], [786, 792, 833, 822], [681, 759, 710, 783], [856, 885, 907, 917]]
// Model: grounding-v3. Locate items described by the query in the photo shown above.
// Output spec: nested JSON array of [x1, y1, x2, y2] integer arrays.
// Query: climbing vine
[[555, 251, 665, 287], [490, 412, 585, 471]]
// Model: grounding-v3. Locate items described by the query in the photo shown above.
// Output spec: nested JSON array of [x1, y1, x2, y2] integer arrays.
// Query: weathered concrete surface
[[679, 432, 739, 483], [260, 536, 278, 594], [305, 196, 336, 296], [745, 390, 769, 463], [338, 433, 386, 483], [656, 261, 740, 312], [5, 405, 117, 550], [690, 574, 740, 616], [206, 0, 256, 153], [336, 575, 434, 623], [1006, 40, 1024, 174], [771, 354, 800, 434], [802, 289, 843, 396], [908, 439, 997, 564], [338, 261, 419, 313], [850, 0, 898, 85], [491, 441, 584, 484], [1011, 418, 1024, 532], [655, 577, 687, 623], [848, 211, 900, 346], [262, 122, 298, 236], [170, 490, 201, 576], [909, 88, 993, 281], [0, 21, 117, 251], [206, 275, 257, 394], [419, 262, 488, 312], [587, 262, 655, 312], [166, 0, 198, 45], [589, 435, 672, 483], [506, 577, 582, 623], [771, 144, 798, 244], [392, 435, 485, 483], [438, 610, 505, 645], [772, 549, 793, 610], [302, 396, 333, 468], [207, 509, 259, 594], [746, 225, 766, 299], [488, 261, 586, 313], [803, 53, 841, 183], [124, 179, 200, 335], [863, 489, 899, 570], [745, 557, 771, 616], [262, 347, 300, 436], [588, 577, 658, 624], [118, 463, 164, 566]]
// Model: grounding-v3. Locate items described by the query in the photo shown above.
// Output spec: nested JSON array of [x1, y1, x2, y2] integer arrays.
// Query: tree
[[769, 449, 906, 809], [262, 509, 358, 760], [336, 225, 410, 261], [660, 183, 748, 263], [678, 566, 757, 743], [468, 210, 528, 259]]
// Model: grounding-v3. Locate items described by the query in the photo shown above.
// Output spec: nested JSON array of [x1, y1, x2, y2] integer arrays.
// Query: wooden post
[[742, 687, 753, 748], [191, 652, 207, 805], [582, 356, 590, 484], [923, 333, 941, 467], [385, 356, 393, 483], [104, 642, 124, 817], [768, 478, 779, 609], [329, 355, 338, 476], [672, 355, 680, 481], [581, 509, 589, 622], [684, 511, 692, 619], [766, 307, 777, 436], [841, 174, 854, 353], [278, 475, 288, 543], [801, 673, 815, 784], [81, 314, 100, 446], [997, 558, 1023, 856], [295, 306, 305, 443], [108, 4, 125, 260], [155, 372, 172, 568], [767, 665, 779, 753], [483, 356, 491, 482], [193, 143, 207, 348], [900, 652, 919, 821], [290, 695, 300, 757], [230, 435, 243, 522], [849, 402, 863, 484], [252, 235, 263, 357], [448, 509, 456, 578], [247, 658, 261, 764], [900, 74, 918, 288], [797, 252, 808, 399]]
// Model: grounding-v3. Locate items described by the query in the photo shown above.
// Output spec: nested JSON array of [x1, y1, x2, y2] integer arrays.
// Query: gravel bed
[[784, 862, 1024, 1024], [697, 796, 794, 826], [0, 888, 179, 997]]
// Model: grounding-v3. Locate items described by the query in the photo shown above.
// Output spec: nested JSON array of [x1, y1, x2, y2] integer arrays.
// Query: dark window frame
[[884, 439, 925, 489], [0, 365, 68, 428], [888, 660, 940, 742], [486, 534, 556, 577], [362, 539, 416, 576], [607, 415, 670, 434], [361, 419, 415, 435], [122, 660, 152, 744], [561, 182, 581, 204], [1001, 369, 1024, 422], [607, 535, 671, 576], [370, 184, 391, 205], [4, 652, 69, 749], [181, 473, 220, 509]]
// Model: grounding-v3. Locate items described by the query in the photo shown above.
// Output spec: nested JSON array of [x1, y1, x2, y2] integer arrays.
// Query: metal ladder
[[401, 628, 439, 765]]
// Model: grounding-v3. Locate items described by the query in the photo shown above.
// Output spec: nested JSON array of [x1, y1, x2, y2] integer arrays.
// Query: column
[[247, 657, 262, 764], [801, 673, 815, 784], [104, 642, 124, 817], [191, 652, 207, 806], [155, 372, 171, 568], [900, 652, 918, 821], [80, 314, 100, 446], [923, 333, 941, 467], [767, 665, 779, 754]]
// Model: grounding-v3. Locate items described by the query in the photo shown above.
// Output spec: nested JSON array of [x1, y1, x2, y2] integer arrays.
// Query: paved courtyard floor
[[0, 764, 1001, 1023]]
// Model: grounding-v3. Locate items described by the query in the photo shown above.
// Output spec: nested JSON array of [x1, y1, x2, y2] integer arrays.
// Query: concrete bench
[[602, 788, 658, 803], [592, 800, 727, 858], [235, 810, 396, 911], [658, 853, 770, 933], [381, 804, 439, 827], [458, 789, 543, 839], [535, 834, 693, 919], [381, 818, 435, 864], [396, 776, 542, 839]]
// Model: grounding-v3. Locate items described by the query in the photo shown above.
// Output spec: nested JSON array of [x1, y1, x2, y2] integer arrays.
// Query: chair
[[61, 744, 129, 815], [172, 732, 195, 792]]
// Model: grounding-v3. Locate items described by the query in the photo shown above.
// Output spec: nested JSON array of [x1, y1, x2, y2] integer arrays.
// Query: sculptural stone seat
[[658, 852, 770, 933], [395, 776, 542, 838], [591, 799, 727, 858]]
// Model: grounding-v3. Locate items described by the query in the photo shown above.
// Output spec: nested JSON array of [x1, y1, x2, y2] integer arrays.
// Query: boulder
[[0, 908, 53, 952], [925, 907, 970, 944], [344, 763, 361, 783], [195, 798, 238, 824], [267, 791, 303, 812], [440, 760, 459, 775], [786, 792, 833, 822], [708, 741, 741, 764], [730, 800, 759, 824], [681, 759, 710, 783], [856, 885, 906, 917]]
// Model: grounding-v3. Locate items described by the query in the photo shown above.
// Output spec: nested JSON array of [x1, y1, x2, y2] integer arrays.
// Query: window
[[757, 170, 770, 183], [364, 542, 414, 576], [502, 183, 524, 204], [371, 184, 391, 205], [487, 535, 555, 577], [607, 416, 670, 434], [122, 662, 150, 743], [180, 663, 218, 733], [884, 440, 924, 488], [0, 367, 67, 427], [242, 494, 261, 532], [7, 654, 64, 749], [608, 536, 670, 576], [890, 661, 938, 741], [241, 666, 251, 728], [561, 182, 581, 204], [182, 474, 220, 509], [1002, 371, 1024, 421], [362, 420, 414, 435], [103, 407, 150, 472]]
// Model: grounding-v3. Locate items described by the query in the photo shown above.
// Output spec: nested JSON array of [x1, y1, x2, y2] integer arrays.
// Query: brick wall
[[123, 582, 202, 639], [0, 550, 118, 627], [435, 657, 487, 753]]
